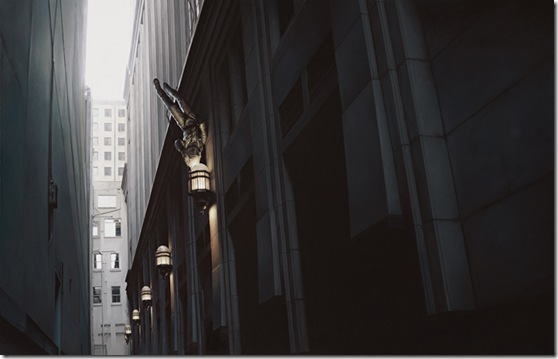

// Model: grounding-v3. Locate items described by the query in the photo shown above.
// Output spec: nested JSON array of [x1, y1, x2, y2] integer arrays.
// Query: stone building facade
[[124, 0, 553, 355], [90, 100, 130, 355]]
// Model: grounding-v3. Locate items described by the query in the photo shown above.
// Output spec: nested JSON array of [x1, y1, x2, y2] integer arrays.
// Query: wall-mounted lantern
[[132, 309, 140, 326], [156, 245, 173, 279], [141, 286, 152, 310], [188, 163, 211, 214], [125, 324, 132, 343]]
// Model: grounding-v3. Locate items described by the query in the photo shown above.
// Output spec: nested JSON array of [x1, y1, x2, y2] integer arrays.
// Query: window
[[93, 137, 98, 146], [112, 286, 120, 303], [118, 167, 124, 176], [118, 123, 125, 132], [93, 108, 99, 117], [104, 152, 112, 160], [104, 109, 112, 117], [98, 195, 116, 208], [118, 152, 125, 161], [118, 137, 125, 146], [93, 151, 98, 161], [93, 253, 102, 269], [104, 167, 111, 176], [104, 219, 121, 237], [104, 123, 112, 131], [110, 253, 119, 269], [93, 122, 98, 132], [277, 0, 295, 36], [104, 137, 111, 146], [93, 166, 98, 175], [93, 286, 102, 303], [279, 78, 303, 136], [118, 109, 126, 117], [92, 221, 99, 237]]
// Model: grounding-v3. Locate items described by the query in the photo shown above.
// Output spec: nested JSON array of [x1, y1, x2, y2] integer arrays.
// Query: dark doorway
[[229, 194, 290, 354], [283, 88, 351, 354]]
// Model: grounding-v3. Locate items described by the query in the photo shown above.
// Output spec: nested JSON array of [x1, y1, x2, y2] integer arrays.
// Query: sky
[[85, 0, 132, 100]]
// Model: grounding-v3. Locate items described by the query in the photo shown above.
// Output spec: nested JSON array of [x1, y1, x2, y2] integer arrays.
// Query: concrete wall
[[0, 0, 90, 354], [124, 0, 197, 262], [91, 181, 129, 355]]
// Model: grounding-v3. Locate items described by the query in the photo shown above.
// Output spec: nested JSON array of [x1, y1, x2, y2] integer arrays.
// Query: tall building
[[0, 0, 91, 354], [124, 0, 553, 355], [90, 100, 130, 355]]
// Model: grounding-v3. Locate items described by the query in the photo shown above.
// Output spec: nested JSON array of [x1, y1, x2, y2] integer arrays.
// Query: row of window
[[93, 151, 126, 161], [92, 137, 126, 146], [93, 285, 121, 304], [92, 122, 126, 132], [93, 108, 126, 118], [93, 252, 120, 270], [93, 166, 125, 176], [92, 219, 122, 237]]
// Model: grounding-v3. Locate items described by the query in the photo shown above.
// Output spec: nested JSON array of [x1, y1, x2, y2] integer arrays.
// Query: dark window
[[104, 167, 112, 176], [118, 152, 125, 161], [104, 152, 112, 160], [104, 137, 111, 146], [104, 109, 112, 117], [118, 138, 125, 146], [93, 253, 102, 269], [118, 123, 125, 132], [118, 109, 126, 117], [93, 286, 102, 303], [307, 34, 336, 101], [118, 167, 124, 176], [104, 123, 112, 131], [279, 78, 303, 136], [110, 253, 119, 269], [112, 286, 120, 303], [104, 219, 121, 237], [217, 24, 247, 143], [225, 158, 254, 216], [92, 221, 100, 237], [277, 0, 294, 36]]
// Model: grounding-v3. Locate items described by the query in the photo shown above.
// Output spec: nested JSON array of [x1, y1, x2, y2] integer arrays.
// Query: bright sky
[[85, 0, 132, 100]]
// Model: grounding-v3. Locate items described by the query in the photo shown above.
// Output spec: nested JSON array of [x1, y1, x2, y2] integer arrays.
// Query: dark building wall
[[125, 0, 553, 355], [419, 0, 554, 308], [0, 0, 90, 354]]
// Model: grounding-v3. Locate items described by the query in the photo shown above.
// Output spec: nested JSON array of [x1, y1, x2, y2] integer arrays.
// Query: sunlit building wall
[[91, 101, 128, 183], [123, 0, 202, 354], [124, 0, 201, 267], [0, 0, 91, 354], [89, 100, 130, 355]]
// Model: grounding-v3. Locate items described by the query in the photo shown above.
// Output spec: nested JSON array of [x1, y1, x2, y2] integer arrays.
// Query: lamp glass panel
[[189, 170, 210, 192], [157, 254, 171, 266]]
